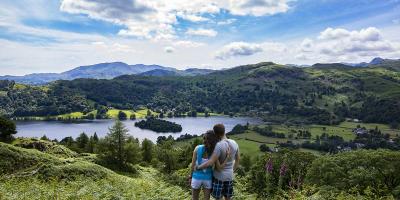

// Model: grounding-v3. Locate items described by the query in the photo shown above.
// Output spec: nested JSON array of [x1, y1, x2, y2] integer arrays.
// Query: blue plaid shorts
[[211, 178, 234, 199]]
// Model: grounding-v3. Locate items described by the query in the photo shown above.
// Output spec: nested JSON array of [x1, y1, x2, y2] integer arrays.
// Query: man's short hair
[[213, 124, 225, 138]]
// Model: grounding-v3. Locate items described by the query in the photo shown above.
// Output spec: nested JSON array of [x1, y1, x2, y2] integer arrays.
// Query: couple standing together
[[189, 124, 240, 200]]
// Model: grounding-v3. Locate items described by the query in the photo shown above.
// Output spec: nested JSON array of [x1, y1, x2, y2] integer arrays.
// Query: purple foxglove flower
[[265, 158, 273, 173], [279, 163, 287, 176]]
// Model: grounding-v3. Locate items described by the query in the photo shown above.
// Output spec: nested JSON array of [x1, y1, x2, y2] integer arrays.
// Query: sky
[[0, 0, 400, 75]]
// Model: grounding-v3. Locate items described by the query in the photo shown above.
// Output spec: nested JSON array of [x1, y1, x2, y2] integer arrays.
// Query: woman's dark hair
[[203, 130, 219, 156]]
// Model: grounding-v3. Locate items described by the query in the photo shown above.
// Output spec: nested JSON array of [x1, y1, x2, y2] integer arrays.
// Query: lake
[[15, 116, 262, 142]]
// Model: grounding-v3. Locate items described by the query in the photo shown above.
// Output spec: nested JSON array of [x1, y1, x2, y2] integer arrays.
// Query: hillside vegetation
[[0, 141, 190, 200], [1, 139, 400, 199], [1, 60, 400, 125]]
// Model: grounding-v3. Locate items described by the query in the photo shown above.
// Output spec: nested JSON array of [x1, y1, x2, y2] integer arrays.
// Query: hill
[[1, 139, 400, 199], [0, 62, 175, 85], [1, 60, 399, 124], [0, 141, 190, 199], [342, 57, 400, 70], [138, 69, 181, 77], [0, 62, 215, 84], [138, 68, 215, 77]]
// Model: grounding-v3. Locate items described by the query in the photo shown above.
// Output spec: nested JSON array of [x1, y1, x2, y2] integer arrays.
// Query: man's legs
[[222, 180, 234, 200], [211, 178, 223, 200]]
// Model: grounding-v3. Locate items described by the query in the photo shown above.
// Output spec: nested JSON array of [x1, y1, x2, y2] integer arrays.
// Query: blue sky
[[0, 0, 400, 75]]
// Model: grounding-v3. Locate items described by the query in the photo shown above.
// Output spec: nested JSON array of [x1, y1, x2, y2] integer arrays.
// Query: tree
[[98, 120, 139, 170], [40, 135, 49, 141], [60, 136, 74, 147], [96, 107, 108, 119], [135, 118, 182, 133], [189, 110, 197, 117], [241, 154, 252, 172], [76, 132, 89, 150], [306, 150, 400, 197], [86, 113, 95, 120], [167, 112, 173, 118], [141, 138, 154, 163], [0, 116, 17, 142], [157, 140, 179, 173], [118, 111, 127, 120], [124, 136, 141, 165], [390, 121, 399, 129], [259, 144, 269, 152], [130, 113, 136, 120], [93, 132, 99, 142], [86, 136, 96, 153]]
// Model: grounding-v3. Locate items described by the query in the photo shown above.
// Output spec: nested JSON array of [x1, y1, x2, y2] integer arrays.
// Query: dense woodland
[[1, 61, 400, 126]]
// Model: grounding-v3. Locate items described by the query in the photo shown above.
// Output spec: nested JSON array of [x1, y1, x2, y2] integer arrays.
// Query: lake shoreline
[[15, 116, 263, 142]]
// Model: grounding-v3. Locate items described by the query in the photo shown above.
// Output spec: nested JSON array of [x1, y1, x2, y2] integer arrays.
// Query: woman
[[189, 130, 229, 200]]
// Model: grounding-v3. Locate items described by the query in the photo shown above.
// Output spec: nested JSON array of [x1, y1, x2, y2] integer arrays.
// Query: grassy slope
[[0, 142, 189, 200]]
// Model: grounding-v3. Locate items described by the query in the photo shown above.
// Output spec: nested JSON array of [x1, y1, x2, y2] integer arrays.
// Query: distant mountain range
[[138, 68, 214, 77], [0, 57, 398, 85], [0, 62, 215, 85]]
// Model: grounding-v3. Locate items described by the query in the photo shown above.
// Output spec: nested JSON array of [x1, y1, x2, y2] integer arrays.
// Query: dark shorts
[[211, 178, 234, 199]]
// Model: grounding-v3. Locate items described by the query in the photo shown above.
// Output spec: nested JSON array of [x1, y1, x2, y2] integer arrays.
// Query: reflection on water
[[16, 116, 262, 142]]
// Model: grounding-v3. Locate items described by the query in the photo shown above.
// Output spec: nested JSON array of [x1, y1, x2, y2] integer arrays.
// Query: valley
[[1, 59, 400, 200]]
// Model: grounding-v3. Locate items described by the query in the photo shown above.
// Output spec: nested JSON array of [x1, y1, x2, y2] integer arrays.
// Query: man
[[196, 124, 240, 200]]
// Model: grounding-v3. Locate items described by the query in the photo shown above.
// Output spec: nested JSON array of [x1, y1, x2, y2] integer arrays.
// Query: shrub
[[247, 150, 316, 198], [306, 149, 400, 198]]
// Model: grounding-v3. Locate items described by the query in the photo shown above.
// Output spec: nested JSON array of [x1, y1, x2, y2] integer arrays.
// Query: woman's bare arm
[[214, 148, 232, 171], [190, 147, 198, 176]]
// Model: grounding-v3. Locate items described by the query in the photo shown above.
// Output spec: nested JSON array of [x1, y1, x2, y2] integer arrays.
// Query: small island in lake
[[134, 118, 182, 133]]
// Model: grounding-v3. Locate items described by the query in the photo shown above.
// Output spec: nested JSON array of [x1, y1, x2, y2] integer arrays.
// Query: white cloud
[[177, 12, 209, 22], [227, 0, 289, 16], [60, 0, 289, 40], [297, 27, 400, 62], [319, 27, 381, 41], [299, 38, 313, 52], [173, 40, 205, 47], [186, 28, 218, 37], [215, 42, 263, 60], [164, 46, 175, 53], [318, 27, 350, 40], [217, 18, 237, 25], [92, 42, 135, 53]]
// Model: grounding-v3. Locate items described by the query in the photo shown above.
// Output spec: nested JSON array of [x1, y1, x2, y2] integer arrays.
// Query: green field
[[57, 110, 97, 119], [178, 121, 400, 158], [270, 121, 399, 140], [106, 108, 158, 119]]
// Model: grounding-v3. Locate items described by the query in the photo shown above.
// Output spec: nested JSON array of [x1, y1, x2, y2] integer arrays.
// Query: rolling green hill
[[1, 139, 399, 200], [1, 60, 400, 124], [0, 141, 190, 199]]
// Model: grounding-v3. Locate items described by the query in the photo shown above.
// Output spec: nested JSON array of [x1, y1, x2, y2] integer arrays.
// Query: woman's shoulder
[[194, 144, 204, 150]]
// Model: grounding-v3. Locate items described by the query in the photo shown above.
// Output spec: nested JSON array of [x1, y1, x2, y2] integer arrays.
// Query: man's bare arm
[[233, 150, 240, 171]]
